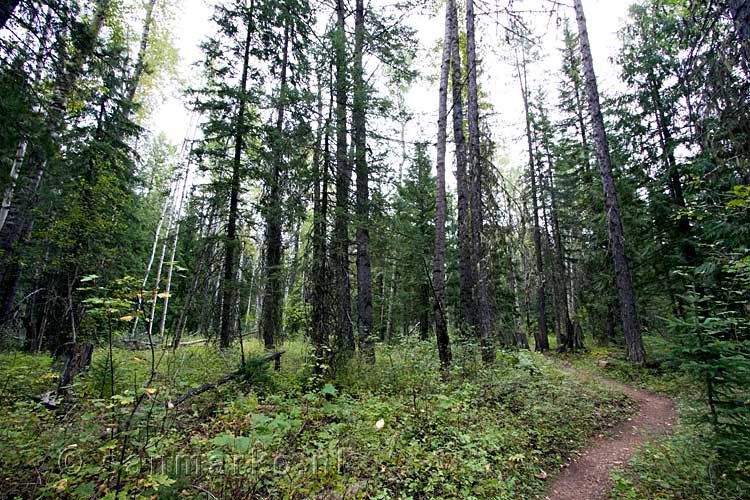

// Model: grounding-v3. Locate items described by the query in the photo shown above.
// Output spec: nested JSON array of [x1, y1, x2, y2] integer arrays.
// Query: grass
[[0, 337, 636, 499]]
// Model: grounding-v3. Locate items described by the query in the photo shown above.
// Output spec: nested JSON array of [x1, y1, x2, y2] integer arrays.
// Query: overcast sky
[[148, 0, 632, 183]]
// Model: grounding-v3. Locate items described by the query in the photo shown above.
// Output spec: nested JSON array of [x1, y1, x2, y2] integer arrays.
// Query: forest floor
[[0, 338, 640, 499], [4, 337, 746, 499], [544, 360, 677, 500]]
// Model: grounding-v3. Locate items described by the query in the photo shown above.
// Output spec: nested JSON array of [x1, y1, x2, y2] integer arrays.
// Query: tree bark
[[574, 0, 645, 363], [353, 0, 375, 363], [646, 73, 695, 265], [333, 0, 355, 357], [260, 19, 290, 352], [0, 142, 25, 234], [448, 0, 475, 338], [432, 1, 453, 371], [465, 0, 494, 363], [542, 135, 576, 351], [158, 164, 190, 341]]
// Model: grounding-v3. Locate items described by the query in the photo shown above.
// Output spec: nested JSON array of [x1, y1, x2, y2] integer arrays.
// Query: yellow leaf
[[156, 292, 171, 299], [144, 387, 157, 395], [119, 315, 134, 322]]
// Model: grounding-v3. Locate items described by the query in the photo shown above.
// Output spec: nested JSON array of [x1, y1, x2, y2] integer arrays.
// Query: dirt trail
[[545, 364, 677, 500]]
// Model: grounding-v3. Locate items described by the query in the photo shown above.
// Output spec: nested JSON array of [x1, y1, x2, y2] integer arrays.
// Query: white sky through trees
[[150, 0, 631, 185]]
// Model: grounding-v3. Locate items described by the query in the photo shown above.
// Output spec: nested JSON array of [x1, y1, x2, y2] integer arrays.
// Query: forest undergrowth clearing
[[0, 338, 638, 499]]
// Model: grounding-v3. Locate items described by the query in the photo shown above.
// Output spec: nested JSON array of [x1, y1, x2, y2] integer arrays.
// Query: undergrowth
[[0, 338, 634, 499]]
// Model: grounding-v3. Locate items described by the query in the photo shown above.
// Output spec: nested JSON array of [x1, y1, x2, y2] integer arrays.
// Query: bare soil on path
[[545, 363, 677, 500]]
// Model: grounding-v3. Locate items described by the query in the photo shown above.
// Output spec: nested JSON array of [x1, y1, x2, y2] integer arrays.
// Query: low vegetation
[[1, 339, 636, 499]]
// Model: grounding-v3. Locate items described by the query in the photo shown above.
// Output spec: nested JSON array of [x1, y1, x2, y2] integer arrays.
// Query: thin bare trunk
[[158, 163, 190, 341], [505, 193, 530, 349], [448, 0, 475, 337], [132, 184, 174, 337], [0, 141, 26, 233], [126, 0, 158, 105], [310, 68, 331, 373], [433, 1, 453, 371], [0, 0, 112, 324]]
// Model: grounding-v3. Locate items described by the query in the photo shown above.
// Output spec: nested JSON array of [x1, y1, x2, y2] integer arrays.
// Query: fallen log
[[180, 339, 208, 346], [123, 338, 211, 350], [171, 351, 284, 407]]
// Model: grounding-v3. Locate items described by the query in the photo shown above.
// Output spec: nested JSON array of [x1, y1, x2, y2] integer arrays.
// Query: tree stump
[[58, 342, 94, 393]]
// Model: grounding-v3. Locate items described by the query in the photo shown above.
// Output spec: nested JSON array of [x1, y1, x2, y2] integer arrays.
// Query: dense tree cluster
[[0, 0, 747, 471]]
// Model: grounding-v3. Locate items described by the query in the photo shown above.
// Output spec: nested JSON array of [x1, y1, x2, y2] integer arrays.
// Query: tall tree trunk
[[448, 0, 475, 337], [147, 190, 177, 343], [353, 0, 374, 362], [542, 139, 576, 351], [419, 281, 430, 340], [465, 0, 494, 362], [220, 7, 253, 349], [125, 0, 158, 106], [158, 163, 190, 341], [516, 48, 549, 352], [574, 0, 645, 363], [311, 68, 332, 374], [384, 263, 396, 343], [133, 180, 174, 337], [432, 1, 453, 371], [647, 73, 695, 265], [0, 10, 52, 237], [260, 19, 290, 352], [172, 207, 215, 348], [0, 142, 25, 234], [519, 200, 534, 337], [332, 0, 355, 357], [505, 192, 530, 349], [284, 218, 301, 307]]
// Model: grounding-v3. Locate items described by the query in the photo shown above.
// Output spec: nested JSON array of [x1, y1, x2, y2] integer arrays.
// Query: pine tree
[[574, 0, 645, 363]]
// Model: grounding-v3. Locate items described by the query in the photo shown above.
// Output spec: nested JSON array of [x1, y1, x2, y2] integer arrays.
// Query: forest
[[0, 0, 748, 498]]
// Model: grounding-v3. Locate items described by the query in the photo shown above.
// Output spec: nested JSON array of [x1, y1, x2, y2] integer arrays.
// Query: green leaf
[[321, 383, 338, 397]]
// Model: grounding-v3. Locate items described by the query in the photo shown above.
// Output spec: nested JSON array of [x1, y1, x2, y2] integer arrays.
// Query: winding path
[[545, 364, 677, 500]]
